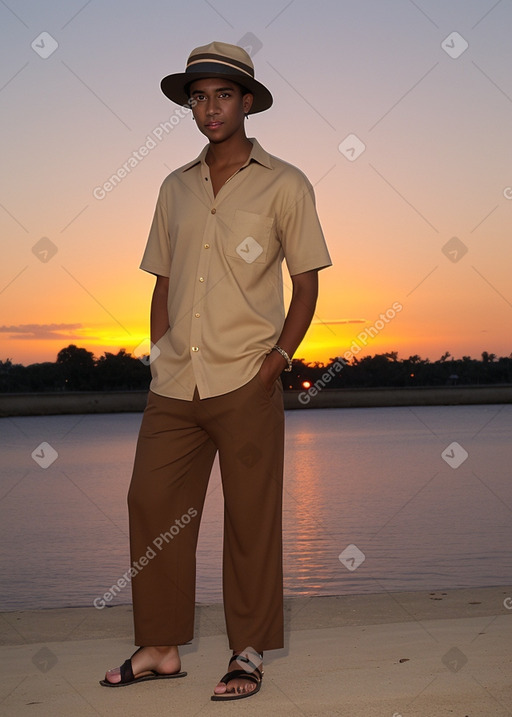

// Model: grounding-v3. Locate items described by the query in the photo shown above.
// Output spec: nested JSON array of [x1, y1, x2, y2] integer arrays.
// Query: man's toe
[[104, 667, 121, 684]]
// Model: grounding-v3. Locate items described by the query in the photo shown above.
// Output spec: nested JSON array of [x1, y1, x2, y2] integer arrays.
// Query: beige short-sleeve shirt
[[140, 138, 332, 400]]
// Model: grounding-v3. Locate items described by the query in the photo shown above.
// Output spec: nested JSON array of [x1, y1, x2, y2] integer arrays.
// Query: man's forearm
[[150, 276, 170, 345], [259, 269, 319, 382], [276, 270, 319, 360]]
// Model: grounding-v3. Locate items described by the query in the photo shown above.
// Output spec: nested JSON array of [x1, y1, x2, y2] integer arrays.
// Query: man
[[101, 41, 331, 700]]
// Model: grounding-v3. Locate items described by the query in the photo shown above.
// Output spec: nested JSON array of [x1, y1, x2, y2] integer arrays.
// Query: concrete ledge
[[1, 384, 511, 416], [0, 390, 147, 417], [287, 383, 512, 409]]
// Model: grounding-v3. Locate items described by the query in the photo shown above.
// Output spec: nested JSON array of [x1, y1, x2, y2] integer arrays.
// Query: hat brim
[[160, 71, 273, 114]]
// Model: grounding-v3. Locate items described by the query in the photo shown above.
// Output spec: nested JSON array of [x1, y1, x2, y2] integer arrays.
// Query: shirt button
[[191, 346, 199, 352], [195, 312, 200, 318], [199, 277, 204, 282], [211, 208, 216, 214], [204, 243, 210, 249]]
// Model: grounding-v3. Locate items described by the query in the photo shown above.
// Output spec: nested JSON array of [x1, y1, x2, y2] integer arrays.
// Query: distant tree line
[[0, 345, 149, 392], [0, 345, 511, 393], [286, 351, 512, 390]]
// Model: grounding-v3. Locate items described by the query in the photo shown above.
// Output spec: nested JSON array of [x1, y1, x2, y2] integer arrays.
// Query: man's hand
[[258, 348, 287, 392]]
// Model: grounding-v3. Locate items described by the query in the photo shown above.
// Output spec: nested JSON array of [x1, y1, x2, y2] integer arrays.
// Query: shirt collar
[[181, 138, 273, 173]]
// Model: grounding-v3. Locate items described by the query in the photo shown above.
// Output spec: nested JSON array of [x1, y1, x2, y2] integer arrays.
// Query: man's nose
[[206, 98, 219, 114]]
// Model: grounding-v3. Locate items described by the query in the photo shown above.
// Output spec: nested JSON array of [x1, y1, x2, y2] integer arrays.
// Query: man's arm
[[258, 268, 319, 389], [150, 274, 170, 345]]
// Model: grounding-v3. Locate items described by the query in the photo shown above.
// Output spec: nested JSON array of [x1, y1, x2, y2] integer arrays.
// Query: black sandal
[[211, 652, 263, 701], [99, 647, 187, 687]]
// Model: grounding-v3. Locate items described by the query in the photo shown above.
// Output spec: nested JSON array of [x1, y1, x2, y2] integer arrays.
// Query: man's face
[[188, 78, 253, 143]]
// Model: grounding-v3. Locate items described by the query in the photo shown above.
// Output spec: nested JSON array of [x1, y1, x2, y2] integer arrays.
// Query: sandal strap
[[228, 652, 263, 677], [219, 669, 261, 686], [119, 658, 134, 683], [119, 651, 160, 684]]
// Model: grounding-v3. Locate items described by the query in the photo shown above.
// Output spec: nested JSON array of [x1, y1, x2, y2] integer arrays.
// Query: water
[[1, 404, 511, 611]]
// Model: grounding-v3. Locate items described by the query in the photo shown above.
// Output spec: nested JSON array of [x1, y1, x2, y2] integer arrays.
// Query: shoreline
[[1, 384, 512, 416], [2, 585, 511, 646]]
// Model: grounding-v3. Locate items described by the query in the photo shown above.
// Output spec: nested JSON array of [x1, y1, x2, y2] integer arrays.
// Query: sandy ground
[[1, 587, 512, 716]]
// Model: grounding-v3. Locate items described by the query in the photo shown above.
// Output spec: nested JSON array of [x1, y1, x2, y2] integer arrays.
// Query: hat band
[[186, 56, 254, 79]]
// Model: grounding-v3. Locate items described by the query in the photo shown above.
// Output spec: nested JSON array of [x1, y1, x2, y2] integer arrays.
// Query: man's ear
[[243, 92, 254, 115]]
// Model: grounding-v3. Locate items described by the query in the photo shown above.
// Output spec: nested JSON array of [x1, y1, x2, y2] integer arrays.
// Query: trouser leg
[[200, 374, 285, 652], [127, 390, 216, 645]]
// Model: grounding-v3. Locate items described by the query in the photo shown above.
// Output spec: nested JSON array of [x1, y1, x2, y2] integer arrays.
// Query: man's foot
[[101, 645, 185, 687], [211, 651, 263, 701]]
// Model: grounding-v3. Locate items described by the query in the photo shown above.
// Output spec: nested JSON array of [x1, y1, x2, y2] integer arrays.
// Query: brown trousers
[[127, 372, 285, 652]]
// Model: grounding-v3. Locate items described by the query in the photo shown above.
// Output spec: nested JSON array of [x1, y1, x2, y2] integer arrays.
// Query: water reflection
[[0, 405, 511, 610]]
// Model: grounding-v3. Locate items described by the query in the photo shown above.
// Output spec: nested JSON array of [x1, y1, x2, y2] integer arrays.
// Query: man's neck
[[206, 135, 253, 169]]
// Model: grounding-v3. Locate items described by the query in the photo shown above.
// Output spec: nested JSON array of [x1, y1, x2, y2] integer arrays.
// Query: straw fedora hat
[[160, 41, 273, 114]]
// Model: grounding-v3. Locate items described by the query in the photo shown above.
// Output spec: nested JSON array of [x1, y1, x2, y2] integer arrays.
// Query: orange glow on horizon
[[5, 325, 508, 368]]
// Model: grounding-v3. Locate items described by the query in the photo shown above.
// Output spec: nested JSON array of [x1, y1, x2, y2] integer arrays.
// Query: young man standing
[[101, 41, 331, 700]]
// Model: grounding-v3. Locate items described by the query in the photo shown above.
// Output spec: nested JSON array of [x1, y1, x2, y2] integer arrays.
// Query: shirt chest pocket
[[224, 210, 275, 264]]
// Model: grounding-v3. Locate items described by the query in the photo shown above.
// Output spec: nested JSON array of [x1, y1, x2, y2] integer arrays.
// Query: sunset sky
[[1, 0, 511, 366]]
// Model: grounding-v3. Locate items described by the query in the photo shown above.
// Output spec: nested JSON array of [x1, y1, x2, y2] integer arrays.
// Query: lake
[[1, 404, 511, 611]]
